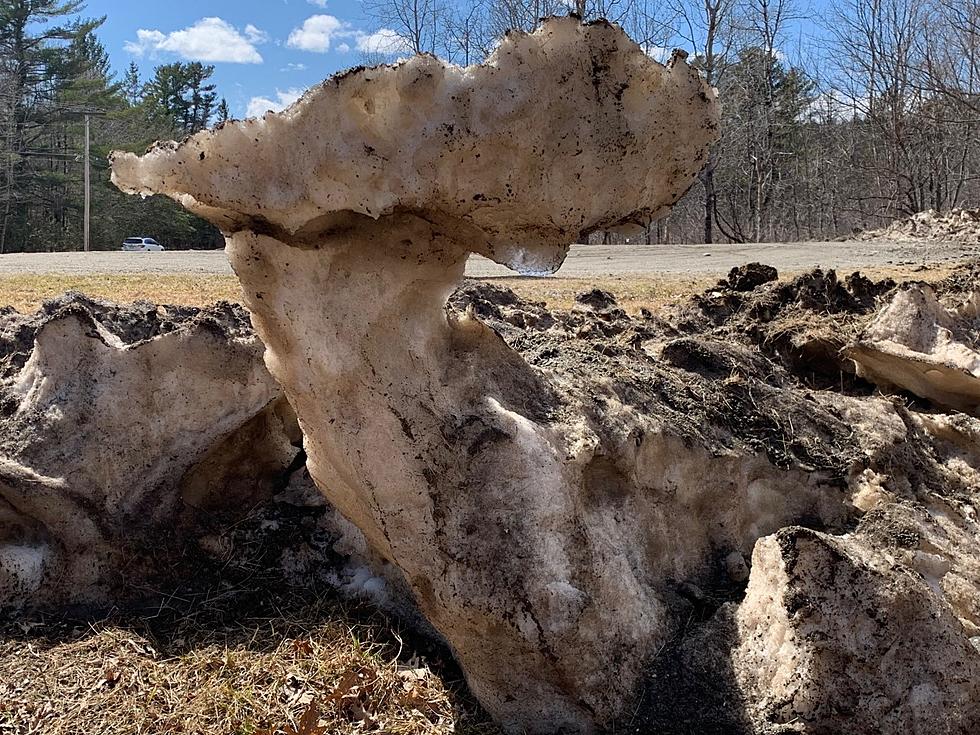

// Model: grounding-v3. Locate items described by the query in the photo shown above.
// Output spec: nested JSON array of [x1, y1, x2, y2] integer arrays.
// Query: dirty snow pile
[[451, 266, 980, 733], [849, 283, 980, 415], [856, 208, 980, 243], [3, 264, 980, 733], [0, 296, 295, 606], [7, 12, 960, 735], [111, 17, 723, 731]]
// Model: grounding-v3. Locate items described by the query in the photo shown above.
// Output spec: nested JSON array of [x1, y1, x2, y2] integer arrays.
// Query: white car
[[121, 237, 164, 252]]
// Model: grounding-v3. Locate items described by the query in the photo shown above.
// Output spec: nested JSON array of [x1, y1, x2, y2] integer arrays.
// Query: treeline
[[0, 0, 227, 253], [366, 0, 980, 243], [3, 0, 980, 252]]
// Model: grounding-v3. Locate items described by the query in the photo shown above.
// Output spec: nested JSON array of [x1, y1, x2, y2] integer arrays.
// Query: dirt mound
[[659, 267, 896, 392], [720, 262, 779, 292], [856, 208, 980, 243], [0, 292, 242, 379], [452, 268, 980, 731], [4, 268, 980, 733]]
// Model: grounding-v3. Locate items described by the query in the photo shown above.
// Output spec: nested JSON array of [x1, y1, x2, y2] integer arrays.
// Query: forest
[[2, 0, 980, 251], [0, 0, 227, 253]]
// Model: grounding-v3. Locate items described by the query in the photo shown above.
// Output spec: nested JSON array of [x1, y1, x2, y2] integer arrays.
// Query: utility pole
[[73, 108, 104, 252], [83, 113, 90, 252]]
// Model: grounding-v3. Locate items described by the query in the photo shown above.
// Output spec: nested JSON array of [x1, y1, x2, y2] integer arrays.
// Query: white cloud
[[356, 28, 412, 55], [125, 17, 264, 63], [287, 14, 349, 52], [287, 16, 413, 57], [125, 29, 165, 55], [308, 0, 329, 6], [642, 44, 672, 64], [244, 24, 269, 45], [246, 88, 306, 118], [281, 62, 308, 71]]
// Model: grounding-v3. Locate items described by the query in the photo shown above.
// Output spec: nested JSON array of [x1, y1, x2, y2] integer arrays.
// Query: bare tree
[[622, 0, 678, 59], [582, 0, 635, 24], [364, 0, 442, 55], [485, 0, 568, 37], [443, 0, 495, 64], [735, 0, 802, 240], [671, 0, 738, 242], [826, 0, 932, 217], [924, 0, 980, 117]]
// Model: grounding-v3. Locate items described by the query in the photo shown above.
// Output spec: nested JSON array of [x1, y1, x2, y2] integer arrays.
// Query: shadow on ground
[[0, 497, 498, 735]]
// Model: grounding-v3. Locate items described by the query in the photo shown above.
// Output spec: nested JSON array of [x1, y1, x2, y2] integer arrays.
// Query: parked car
[[121, 237, 164, 252]]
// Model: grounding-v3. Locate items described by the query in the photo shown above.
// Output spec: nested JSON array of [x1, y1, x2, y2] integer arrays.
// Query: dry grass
[[0, 484, 498, 735], [0, 274, 245, 314], [0, 273, 716, 316], [0, 264, 957, 316], [0, 589, 498, 735]]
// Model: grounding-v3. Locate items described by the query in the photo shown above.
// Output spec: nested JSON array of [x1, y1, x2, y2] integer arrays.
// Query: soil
[[0, 293, 243, 379], [450, 262, 927, 477]]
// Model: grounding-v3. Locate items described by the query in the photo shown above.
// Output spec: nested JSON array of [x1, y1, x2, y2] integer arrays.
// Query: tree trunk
[[703, 165, 715, 244]]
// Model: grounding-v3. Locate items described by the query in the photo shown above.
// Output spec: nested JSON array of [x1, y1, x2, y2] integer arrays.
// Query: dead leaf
[[102, 665, 121, 687], [396, 667, 428, 682], [327, 665, 375, 704], [282, 702, 328, 735]]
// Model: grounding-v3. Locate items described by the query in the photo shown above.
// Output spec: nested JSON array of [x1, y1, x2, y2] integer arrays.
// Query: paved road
[[1, 240, 977, 277]]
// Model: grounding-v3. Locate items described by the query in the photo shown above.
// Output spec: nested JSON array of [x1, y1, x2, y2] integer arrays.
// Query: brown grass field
[[0, 263, 953, 315], [0, 272, 719, 315]]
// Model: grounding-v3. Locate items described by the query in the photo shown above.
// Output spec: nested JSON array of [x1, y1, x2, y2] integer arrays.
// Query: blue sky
[[82, 0, 406, 118], [80, 1, 831, 119]]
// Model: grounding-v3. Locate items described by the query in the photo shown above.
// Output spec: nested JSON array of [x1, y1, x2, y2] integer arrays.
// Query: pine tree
[[144, 62, 217, 136], [122, 61, 140, 105], [0, 0, 104, 252]]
